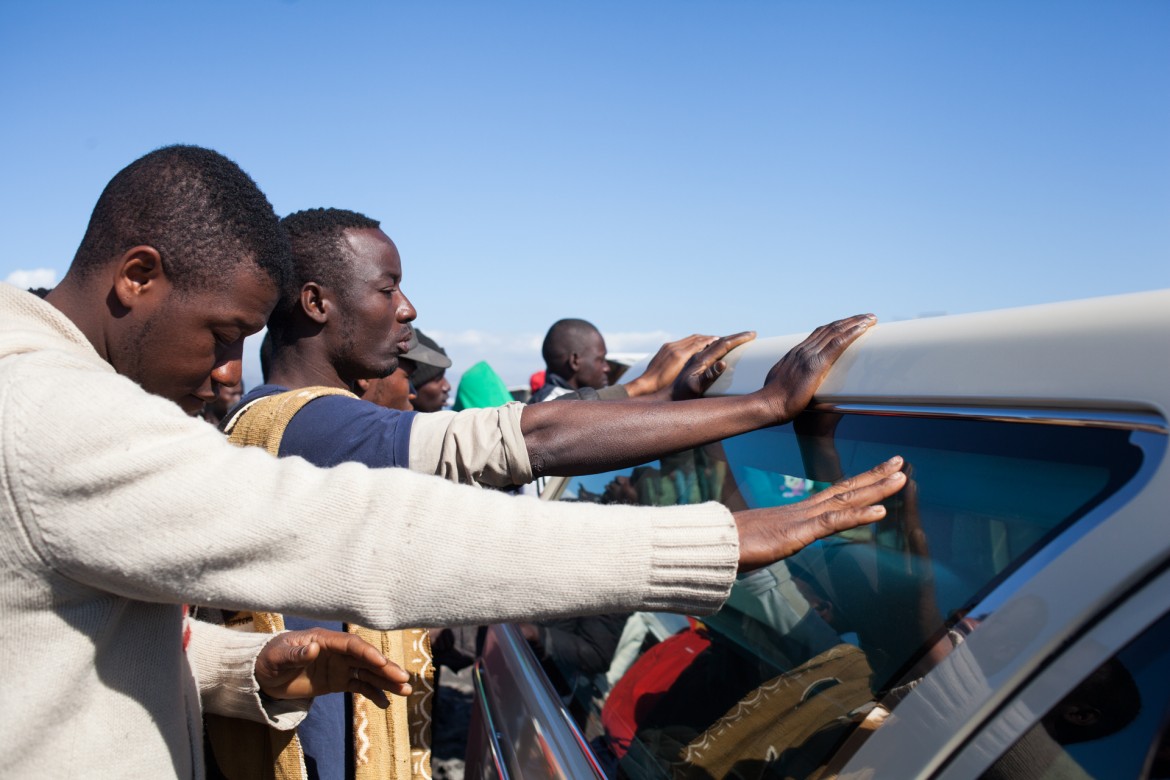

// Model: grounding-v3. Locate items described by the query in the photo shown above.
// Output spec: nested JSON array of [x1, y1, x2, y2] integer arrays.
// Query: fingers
[[698, 331, 756, 364], [734, 456, 906, 571], [803, 456, 903, 506], [800, 314, 876, 354], [629, 334, 722, 396], [666, 334, 718, 355], [258, 628, 414, 702], [255, 633, 321, 678], [819, 471, 906, 518], [672, 331, 756, 400], [761, 315, 876, 422], [348, 667, 412, 708]]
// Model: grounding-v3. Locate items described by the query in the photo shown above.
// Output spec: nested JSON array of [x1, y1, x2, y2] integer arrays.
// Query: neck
[[44, 276, 111, 363], [266, 337, 350, 391]]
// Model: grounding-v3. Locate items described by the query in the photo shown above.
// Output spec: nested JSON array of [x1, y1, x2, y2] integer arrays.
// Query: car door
[[468, 399, 1167, 779]]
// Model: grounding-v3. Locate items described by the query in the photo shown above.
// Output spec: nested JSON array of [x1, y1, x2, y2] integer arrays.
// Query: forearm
[[520, 394, 776, 476]]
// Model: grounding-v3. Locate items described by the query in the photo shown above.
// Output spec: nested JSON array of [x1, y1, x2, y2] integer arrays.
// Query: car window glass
[[543, 412, 1146, 779], [980, 609, 1170, 779]]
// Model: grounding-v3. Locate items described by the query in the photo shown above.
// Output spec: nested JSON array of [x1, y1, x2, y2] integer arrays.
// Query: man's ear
[[354, 378, 371, 396], [112, 246, 167, 310], [567, 351, 581, 373], [299, 282, 330, 324]]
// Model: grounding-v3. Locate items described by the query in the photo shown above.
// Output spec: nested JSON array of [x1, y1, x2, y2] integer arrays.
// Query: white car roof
[[707, 288, 1170, 419]]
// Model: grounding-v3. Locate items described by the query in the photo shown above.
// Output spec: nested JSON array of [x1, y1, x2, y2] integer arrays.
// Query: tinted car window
[[544, 411, 1146, 779]]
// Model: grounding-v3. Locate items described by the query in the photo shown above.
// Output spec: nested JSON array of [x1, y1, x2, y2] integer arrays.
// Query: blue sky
[[2, 1, 1168, 390]]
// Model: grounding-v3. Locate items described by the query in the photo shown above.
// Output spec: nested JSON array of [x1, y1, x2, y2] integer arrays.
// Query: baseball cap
[[401, 329, 451, 386]]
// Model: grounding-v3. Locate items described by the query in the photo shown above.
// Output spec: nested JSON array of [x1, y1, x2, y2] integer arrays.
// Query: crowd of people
[[0, 144, 907, 778]]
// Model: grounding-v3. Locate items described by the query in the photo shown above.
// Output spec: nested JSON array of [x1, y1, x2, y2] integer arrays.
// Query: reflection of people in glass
[[663, 417, 950, 779], [983, 658, 1141, 780]]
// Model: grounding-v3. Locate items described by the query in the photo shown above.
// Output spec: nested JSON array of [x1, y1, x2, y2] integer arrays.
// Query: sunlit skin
[[355, 366, 415, 412], [267, 228, 416, 391], [46, 246, 277, 416], [411, 372, 450, 412], [570, 329, 610, 390]]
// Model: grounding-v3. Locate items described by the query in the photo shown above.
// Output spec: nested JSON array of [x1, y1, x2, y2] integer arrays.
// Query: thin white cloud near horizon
[[6, 268, 58, 290]]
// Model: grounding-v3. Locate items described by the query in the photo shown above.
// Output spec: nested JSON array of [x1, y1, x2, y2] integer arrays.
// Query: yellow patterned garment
[[673, 643, 872, 780], [205, 387, 434, 780]]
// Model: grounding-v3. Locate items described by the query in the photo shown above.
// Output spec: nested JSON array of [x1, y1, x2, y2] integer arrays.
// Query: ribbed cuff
[[189, 623, 310, 729], [641, 504, 739, 615]]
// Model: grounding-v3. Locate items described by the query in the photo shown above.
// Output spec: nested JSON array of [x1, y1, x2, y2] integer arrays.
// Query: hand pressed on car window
[[734, 455, 906, 572]]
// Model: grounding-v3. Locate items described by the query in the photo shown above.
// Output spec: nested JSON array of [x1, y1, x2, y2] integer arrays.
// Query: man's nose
[[399, 292, 417, 323], [211, 357, 243, 389]]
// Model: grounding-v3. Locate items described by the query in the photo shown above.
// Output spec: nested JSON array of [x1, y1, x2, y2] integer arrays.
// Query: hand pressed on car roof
[[520, 313, 880, 478]]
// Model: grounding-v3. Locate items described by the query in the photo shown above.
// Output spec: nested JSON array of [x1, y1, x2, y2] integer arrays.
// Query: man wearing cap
[[356, 331, 450, 413], [401, 329, 451, 412]]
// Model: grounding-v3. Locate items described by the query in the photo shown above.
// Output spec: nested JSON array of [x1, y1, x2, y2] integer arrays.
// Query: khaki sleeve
[[596, 384, 631, 400], [407, 402, 533, 487]]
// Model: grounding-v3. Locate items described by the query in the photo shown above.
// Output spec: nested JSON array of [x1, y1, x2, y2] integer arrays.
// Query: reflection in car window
[[981, 609, 1170, 779], [545, 412, 1145, 779]]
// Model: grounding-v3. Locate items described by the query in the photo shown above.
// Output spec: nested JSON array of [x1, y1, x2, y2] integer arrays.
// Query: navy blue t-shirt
[[230, 384, 417, 780]]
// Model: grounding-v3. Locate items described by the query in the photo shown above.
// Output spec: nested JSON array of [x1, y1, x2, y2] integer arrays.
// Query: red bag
[[601, 625, 712, 759]]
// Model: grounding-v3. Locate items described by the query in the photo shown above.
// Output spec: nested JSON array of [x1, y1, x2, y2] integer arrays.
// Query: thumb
[[271, 640, 319, 672], [294, 641, 320, 665]]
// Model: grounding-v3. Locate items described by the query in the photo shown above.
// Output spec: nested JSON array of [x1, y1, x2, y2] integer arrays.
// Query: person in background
[[452, 360, 512, 411], [530, 318, 717, 404], [356, 333, 450, 413], [202, 381, 244, 426], [403, 330, 451, 412]]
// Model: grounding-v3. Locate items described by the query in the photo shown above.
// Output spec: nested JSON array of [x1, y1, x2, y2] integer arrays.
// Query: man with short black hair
[[532, 318, 611, 401]]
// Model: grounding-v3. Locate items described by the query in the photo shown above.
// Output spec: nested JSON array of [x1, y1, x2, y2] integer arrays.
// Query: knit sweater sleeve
[[5, 356, 738, 628], [185, 619, 309, 729]]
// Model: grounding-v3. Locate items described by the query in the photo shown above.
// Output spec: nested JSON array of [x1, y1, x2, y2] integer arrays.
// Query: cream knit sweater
[[0, 283, 738, 778]]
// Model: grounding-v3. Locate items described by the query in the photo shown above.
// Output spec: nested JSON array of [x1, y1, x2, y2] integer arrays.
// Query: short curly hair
[[542, 318, 602, 368], [267, 207, 381, 335], [70, 145, 290, 296]]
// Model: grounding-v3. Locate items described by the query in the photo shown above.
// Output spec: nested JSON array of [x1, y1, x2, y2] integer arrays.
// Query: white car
[[466, 289, 1170, 779]]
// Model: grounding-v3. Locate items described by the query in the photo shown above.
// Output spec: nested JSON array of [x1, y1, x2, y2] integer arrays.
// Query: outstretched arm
[[520, 314, 876, 477]]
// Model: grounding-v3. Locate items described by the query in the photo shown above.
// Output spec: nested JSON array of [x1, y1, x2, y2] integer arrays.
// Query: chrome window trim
[[472, 660, 511, 780], [495, 624, 608, 779], [809, 402, 1168, 434]]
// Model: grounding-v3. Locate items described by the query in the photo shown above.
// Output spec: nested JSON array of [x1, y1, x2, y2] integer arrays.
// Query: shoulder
[[280, 393, 418, 469]]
